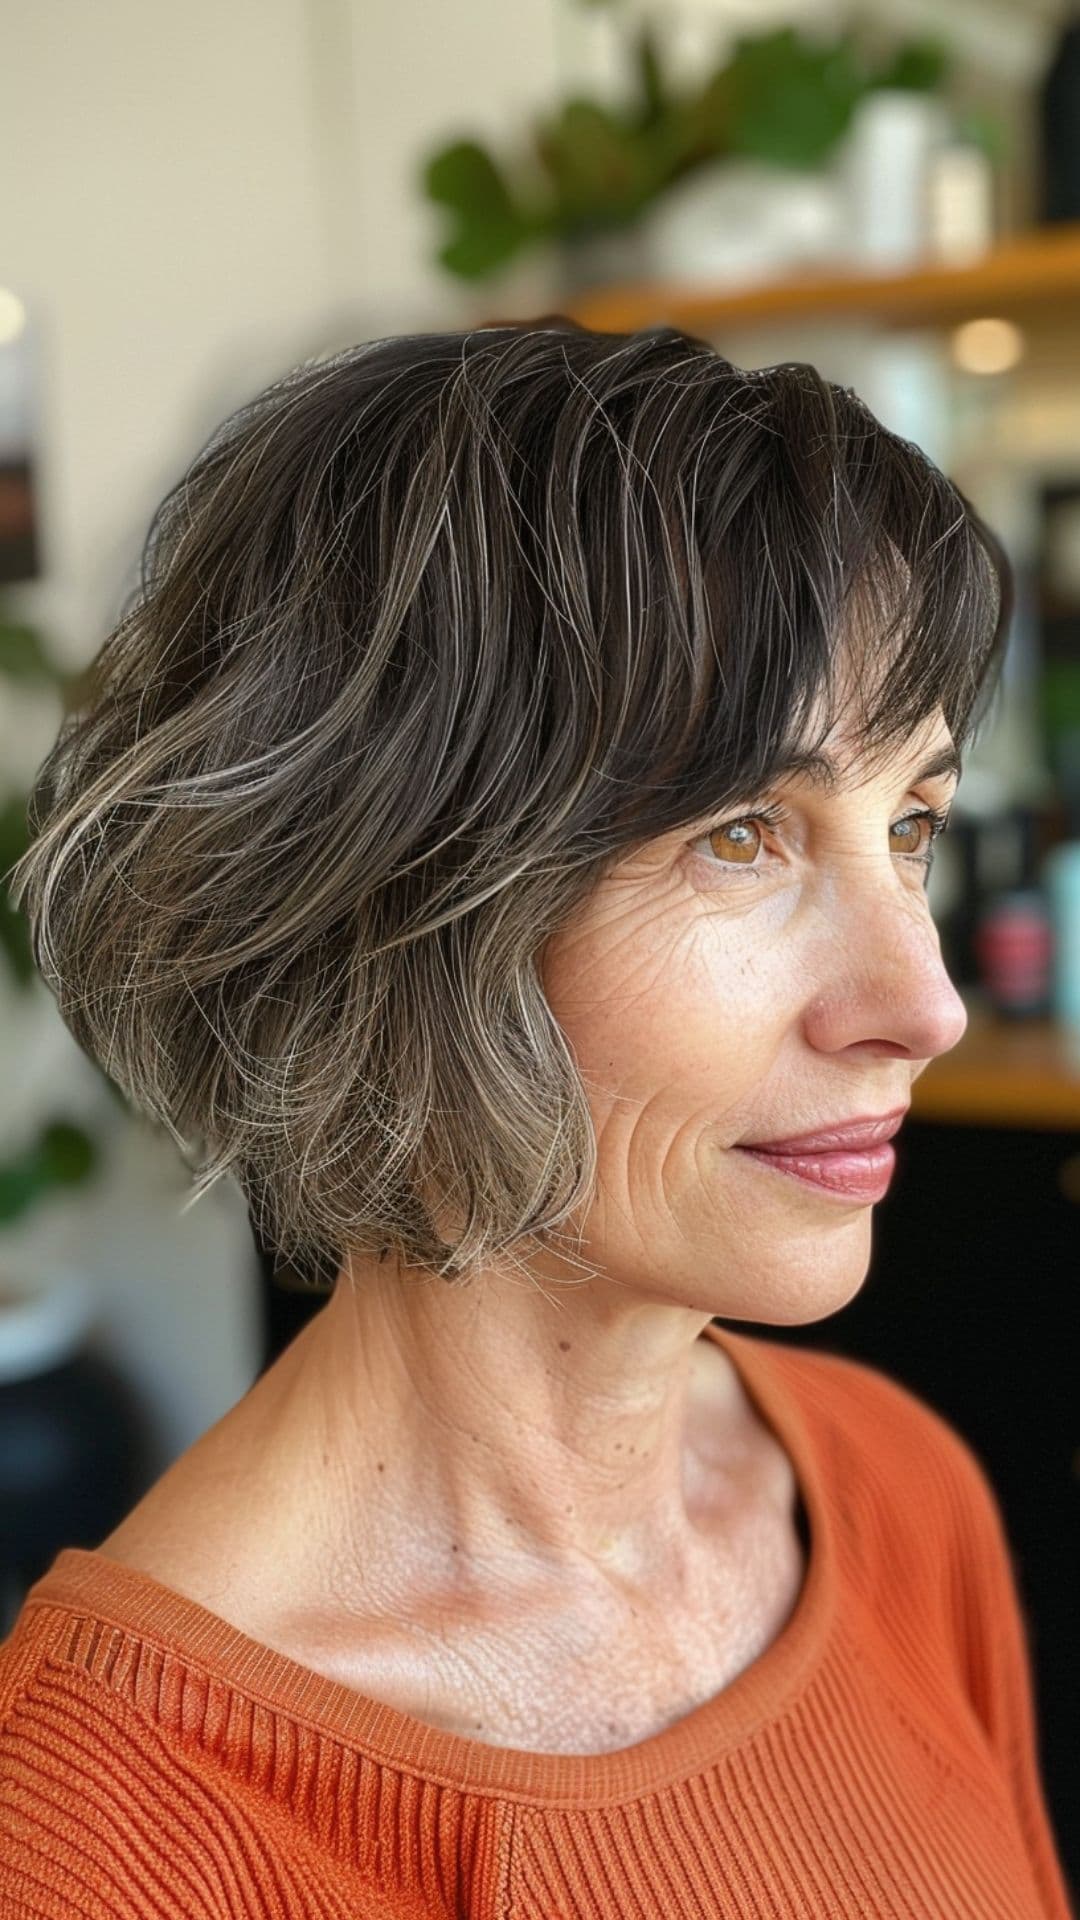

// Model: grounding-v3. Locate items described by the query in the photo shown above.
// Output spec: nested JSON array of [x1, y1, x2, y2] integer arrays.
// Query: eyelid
[[700, 775, 958, 828]]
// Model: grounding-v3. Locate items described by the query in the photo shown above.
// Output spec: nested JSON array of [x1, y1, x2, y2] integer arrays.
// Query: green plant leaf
[[35, 1119, 99, 1188], [724, 26, 865, 169], [0, 616, 57, 686], [0, 1152, 44, 1227], [633, 22, 667, 131], [679, 65, 736, 169], [0, 893, 35, 988], [422, 139, 533, 279], [0, 602, 113, 1227], [0, 791, 29, 869], [0, 794, 35, 988], [1042, 660, 1080, 734], [0, 1124, 98, 1231], [535, 97, 663, 229], [869, 34, 952, 93]]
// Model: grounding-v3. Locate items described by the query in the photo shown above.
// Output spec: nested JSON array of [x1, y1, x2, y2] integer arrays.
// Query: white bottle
[[926, 133, 995, 263], [838, 88, 951, 268]]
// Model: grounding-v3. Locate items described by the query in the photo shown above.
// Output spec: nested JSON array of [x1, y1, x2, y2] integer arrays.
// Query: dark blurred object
[[1039, 7, 1080, 224], [0, 297, 40, 585], [0, 1267, 154, 1636], [1056, 727, 1080, 837], [1044, 837, 1080, 1036], [937, 802, 1057, 987], [0, 460, 38, 586], [974, 886, 1054, 1018], [1036, 475, 1080, 836], [249, 1206, 334, 1379]]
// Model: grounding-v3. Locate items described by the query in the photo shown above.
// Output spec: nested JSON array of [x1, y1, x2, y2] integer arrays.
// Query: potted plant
[[420, 9, 1001, 291], [0, 603, 124, 1251], [0, 602, 154, 1619]]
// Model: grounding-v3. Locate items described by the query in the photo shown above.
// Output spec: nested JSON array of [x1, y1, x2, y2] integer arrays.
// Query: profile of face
[[539, 702, 967, 1329]]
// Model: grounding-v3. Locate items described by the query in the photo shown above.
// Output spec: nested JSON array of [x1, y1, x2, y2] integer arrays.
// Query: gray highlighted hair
[[6, 322, 1011, 1290]]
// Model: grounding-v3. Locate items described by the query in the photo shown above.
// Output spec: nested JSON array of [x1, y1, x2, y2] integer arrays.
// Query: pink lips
[[735, 1108, 908, 1203], [741, 1108, 908, 1153], [737, 1141, 897, 1201]]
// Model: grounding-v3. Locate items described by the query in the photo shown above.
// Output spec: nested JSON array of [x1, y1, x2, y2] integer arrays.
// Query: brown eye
[[890, 813, 934, 858], [707, 818, 764, 865]]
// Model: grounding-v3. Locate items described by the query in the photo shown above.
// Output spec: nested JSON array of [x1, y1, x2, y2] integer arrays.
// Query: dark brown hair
[[6, 322, 1012, 1289]]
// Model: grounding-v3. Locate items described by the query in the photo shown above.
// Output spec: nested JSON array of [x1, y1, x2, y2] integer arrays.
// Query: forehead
[[775, 707, 961, 796], [787, 608, 958, 790]]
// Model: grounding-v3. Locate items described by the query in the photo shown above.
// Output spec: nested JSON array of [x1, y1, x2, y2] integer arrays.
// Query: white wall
[[0, 0, 1066, 1477]]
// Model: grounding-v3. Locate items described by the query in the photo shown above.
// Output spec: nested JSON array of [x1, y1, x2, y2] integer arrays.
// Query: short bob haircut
[[8, 322, 1012, 1291]]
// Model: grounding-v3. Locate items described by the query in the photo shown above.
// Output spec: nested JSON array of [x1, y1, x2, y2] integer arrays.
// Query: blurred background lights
[[950, 314, 1025, 374], [0, 289, 27, 349]]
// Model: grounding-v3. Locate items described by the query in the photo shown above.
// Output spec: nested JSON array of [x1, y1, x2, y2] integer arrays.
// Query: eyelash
[[690, 801, 952, 881]]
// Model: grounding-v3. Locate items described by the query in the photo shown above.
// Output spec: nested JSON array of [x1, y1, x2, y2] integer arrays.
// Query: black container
[[936, 804, 1052, 988], [0, 1268, 154, 1635], [1039, 9, 1080, 223]]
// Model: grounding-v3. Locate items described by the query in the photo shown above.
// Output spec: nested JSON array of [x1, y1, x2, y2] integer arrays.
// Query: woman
[[0, 323, 1071, 1920]]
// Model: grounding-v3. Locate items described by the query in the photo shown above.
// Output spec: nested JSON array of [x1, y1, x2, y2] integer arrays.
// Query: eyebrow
[[772, 741, 963, 793]]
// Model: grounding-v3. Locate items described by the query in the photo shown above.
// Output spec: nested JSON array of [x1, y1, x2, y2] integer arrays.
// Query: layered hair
[[6, 322, 1012, 1289]]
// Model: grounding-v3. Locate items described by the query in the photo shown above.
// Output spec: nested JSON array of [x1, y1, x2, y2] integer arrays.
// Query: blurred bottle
[[1040, 725, 1080, 1037], [974, 887, 1054, 1019], [1043, 841, 1080, 1035], [938, 801, 1053, 999], [925, 120, 996, 264], [1038, 7, 1080, 223], [838, 89, 950, 267]]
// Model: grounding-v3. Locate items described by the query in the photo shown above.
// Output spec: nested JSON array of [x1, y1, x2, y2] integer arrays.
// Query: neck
[[258, 1259, 754, 1613]]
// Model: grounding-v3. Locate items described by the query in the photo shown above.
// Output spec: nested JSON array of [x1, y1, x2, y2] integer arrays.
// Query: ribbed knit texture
[[0, 1323, 1072, 1919]]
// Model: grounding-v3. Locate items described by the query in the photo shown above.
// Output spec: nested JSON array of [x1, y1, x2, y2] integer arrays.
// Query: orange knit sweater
[[0, 1323, 1072, 1919]]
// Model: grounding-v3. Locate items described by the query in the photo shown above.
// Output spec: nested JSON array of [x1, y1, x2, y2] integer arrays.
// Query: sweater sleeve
[[945, 1438, 1075, 1920]]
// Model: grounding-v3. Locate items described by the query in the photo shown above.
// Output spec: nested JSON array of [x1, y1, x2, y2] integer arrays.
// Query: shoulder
[[760, 1333, 986, 1479], [751, 1326, 969, 1434], [0, 1584, 268, 1919], [755, 1337, 1038, 1740], [0, 1590, 414, 1920], [0, 1596, 161, 1917], [0, 1599, 65, 1730]]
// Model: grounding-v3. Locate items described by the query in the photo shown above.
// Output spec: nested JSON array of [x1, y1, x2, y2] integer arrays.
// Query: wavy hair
[[6, 322, 1012, 1290]]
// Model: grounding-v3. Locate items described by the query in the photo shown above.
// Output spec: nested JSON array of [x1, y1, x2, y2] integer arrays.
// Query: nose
[[801, 882, 969, 1064]]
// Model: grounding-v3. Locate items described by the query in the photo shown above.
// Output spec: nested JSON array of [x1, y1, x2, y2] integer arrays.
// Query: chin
[[706, 1219, 874, 1328]]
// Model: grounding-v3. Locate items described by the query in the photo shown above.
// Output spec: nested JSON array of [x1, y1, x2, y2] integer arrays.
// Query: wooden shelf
[[563, 221, 1080, 338], [910, 1000, 1080, 1130]]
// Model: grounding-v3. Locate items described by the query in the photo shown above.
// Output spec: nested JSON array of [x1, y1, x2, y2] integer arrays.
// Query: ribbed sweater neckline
[[24, 1321, 836, 1807]]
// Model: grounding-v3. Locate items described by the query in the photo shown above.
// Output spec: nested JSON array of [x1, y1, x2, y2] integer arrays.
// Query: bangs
[[542, 337, 1013, 852]]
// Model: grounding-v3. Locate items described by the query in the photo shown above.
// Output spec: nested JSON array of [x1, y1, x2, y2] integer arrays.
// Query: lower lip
[[735, 1141, 897, 1202]]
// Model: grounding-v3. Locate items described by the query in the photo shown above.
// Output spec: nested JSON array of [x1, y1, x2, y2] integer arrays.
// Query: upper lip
[[740, 1107, 909, 1153]]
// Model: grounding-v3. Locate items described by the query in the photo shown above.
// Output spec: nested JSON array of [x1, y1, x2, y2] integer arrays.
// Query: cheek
[[544, 893, 796, 1124]]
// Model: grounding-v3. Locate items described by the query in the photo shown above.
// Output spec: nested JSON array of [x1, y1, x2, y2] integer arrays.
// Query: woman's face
[[539, 707, 967, 1325]]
